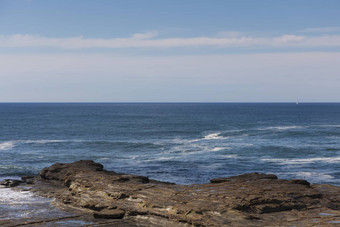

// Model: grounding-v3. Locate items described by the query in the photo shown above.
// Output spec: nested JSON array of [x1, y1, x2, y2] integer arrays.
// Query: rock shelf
[[1, 160, 340, 226]]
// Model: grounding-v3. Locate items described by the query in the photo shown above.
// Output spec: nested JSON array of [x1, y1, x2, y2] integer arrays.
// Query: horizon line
[[1, 101, 339, 104]]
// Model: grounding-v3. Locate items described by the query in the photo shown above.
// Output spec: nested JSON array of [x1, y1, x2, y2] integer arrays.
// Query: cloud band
[[1, 32, 340, 49]]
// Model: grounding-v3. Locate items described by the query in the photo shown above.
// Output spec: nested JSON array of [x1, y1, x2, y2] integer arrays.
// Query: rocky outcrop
[[23, 160, 340, 226], [0, 179, 24, 187], [3, 160, 340, 226]]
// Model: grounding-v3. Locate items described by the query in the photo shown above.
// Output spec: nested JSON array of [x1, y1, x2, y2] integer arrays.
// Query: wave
[[188, 130, 248, 143], [0, 139, 162, 149], [203, 133, 225, 140], [220, 154, 238, 159], [23, 139, 70, 144], [316, 125, 340, 128], [226, 129, 245, 132], [0, 188, 52, 206], [211, 147, 224, 151], [0, 165, 28, 170], [294, 171, 334, 180], [261, 156, 340, 165], [0, 141, 15, 150], [228, 142, 254, 147], [260, 126, 306, 131], [0, 140, 73, 151], [259, 124, 340, 131], [150, 156, 176, 162]]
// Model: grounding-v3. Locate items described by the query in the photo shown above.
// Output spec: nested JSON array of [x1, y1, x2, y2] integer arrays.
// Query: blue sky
[[0, 0, 340, 102]]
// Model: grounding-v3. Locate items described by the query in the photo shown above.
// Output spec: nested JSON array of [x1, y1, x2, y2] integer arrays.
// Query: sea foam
[[0, 140, 76, 151], [295, 171, 334, 180], [0, 187, 79, 221], [0, 188, 46, 206], [211, 147, 224, 151], [260, 126, 305, 131], [203, 133, 224, 140], [0, 141, 15, 150], [261, 156, 340, 165]]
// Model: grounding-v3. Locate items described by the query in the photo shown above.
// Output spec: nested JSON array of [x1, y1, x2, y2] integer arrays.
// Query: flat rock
[[93, 209, 125, 219], [27, 160, 340, 226], [0, 179, 24, 187]]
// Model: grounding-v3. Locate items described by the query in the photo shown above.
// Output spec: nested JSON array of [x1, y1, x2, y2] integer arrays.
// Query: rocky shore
[[1, 160, 340, 226]]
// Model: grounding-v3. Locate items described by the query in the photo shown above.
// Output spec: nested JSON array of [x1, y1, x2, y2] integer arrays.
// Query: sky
[[0, 0, 340, 102]]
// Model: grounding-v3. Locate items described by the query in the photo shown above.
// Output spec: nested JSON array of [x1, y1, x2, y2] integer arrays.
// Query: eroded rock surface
[[23, 160, 340, 226]]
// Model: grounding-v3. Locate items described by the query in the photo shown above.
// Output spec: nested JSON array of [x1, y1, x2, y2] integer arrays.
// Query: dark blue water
[[0, 103, 339, 185]]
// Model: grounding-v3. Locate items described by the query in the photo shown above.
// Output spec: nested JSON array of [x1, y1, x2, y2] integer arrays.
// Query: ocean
[[0, 103, 339, 186]]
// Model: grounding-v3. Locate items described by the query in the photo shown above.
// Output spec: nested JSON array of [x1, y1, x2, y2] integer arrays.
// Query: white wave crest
[[229, 142, 254, 147], [0, 165, 26, 170], [138, 156, 176, 163], [0, 140, 75, 151], [220, 154, 238, 159], [211, 147, 224, 151], [153, 156, 175, 161], [295, 171, 334, 180], [316, 124, 340, 128], [0, 187, 63, 221], [204, 133, 224, 140], [261, 156, 340, 165], [260, 126, 305, 131], [0, 188, 51, 205], [0, 141, 15, 150], [23, 140, 69, 144], [226, 129, 244, 132]]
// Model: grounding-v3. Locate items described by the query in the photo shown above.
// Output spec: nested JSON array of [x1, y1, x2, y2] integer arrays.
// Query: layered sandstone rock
[[25, 160, 340, 226]]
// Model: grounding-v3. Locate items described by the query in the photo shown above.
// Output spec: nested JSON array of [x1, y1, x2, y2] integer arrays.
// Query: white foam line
[[23, 140, 68, 144], [187, 133, 225, 142], [226, 129, 244, 132], [260, 126, 305, 131], [316, 124, 340, 128], [261, 156, 340, 165], [0, 188, 51, 205], [203, 133, 225, 140], [0, 165, 27, 170], [229, 142, 254, 147], [220, 154, 238, 159], [0, 139, 84, 151], [211, 147, 224, 151], [294, 171, 334, 180], [151, 156, 176, 162], [0, 141, 15, 150]]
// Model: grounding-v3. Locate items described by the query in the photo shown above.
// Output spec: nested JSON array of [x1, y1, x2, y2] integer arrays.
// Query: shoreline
[[1, 160, 340, 226]]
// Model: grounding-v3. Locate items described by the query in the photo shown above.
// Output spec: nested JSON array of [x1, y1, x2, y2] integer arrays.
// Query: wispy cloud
[[1, 32, 340, 49]]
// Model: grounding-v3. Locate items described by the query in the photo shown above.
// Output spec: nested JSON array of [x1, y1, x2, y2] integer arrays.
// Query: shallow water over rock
[[0, 186, 96, 226]]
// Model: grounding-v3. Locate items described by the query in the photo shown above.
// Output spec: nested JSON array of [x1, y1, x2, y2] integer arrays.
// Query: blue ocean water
[[0, 103, 339, 185]]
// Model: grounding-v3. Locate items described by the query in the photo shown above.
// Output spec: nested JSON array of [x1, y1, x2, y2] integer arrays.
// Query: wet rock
[[21, 175, 35, 181], [289, 179, 311, 186], [211, 172, 278, 183], [93, 209, 125, 219], [30, 160, 340, 226], [39, 160, 104, 181], [21, 175, 35, 184], [0, 179, 24, 187]]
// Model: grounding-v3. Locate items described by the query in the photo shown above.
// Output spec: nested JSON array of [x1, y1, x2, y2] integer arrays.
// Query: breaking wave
[[261, 156, 340, 165], [0, 141, 15, 150], [0, 140, 71, 151], [260, 126, 306, 131], [203, 133, 225, 140], [211, 147, 224, 151], [295, 171, 334, 180]]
